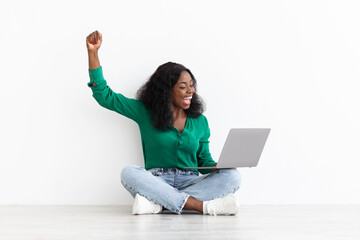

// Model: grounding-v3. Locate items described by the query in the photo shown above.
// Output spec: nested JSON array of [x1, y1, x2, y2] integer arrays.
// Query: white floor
[[0, 205, 359, 240]]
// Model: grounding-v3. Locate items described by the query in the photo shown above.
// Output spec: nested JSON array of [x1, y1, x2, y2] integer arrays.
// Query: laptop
[[184, 128, 271, 169]]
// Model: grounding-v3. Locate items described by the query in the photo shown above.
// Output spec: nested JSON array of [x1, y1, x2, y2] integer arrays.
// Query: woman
[[86, 30, 242, 215]]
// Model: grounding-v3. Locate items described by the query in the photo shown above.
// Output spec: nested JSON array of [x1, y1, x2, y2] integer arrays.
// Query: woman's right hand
[[86, 30, 102, 52], [86, 30, 102, 70]]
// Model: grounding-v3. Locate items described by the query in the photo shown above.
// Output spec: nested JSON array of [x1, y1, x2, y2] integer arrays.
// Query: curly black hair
[[136, 62, 206, 130]]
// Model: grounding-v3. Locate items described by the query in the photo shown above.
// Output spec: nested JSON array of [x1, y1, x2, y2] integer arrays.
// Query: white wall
[[1, 0, 359, 205]]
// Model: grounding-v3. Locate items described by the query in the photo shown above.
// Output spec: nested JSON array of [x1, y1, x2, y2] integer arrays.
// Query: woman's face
[[172, 71, 195, 110]]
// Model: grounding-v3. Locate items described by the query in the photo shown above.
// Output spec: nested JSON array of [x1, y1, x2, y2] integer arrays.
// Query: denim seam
[[139, 193, 176, 213], [215, 185, 241, 200], [122, 180, 178, 213], [178, 194, 190, 214], [121, 180, 137, 194], [174, 173, 178, 189]]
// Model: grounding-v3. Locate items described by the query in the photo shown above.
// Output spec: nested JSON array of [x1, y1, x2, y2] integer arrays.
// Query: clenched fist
[[86, 30, 102, 52]]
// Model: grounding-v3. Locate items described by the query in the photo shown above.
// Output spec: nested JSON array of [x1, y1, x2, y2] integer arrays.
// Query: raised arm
[[86, 30, 102, 71], [85, 31, 146, 123]]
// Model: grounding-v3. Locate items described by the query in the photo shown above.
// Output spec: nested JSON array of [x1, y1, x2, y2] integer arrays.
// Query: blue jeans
[[120, 165, 242, 214]]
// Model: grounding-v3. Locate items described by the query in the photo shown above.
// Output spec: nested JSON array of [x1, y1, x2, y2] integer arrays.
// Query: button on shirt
[[88, 66, 216, 174]]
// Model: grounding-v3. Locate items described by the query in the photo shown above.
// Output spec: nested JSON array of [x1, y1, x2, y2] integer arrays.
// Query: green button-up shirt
[[88, 66, 216, 174]]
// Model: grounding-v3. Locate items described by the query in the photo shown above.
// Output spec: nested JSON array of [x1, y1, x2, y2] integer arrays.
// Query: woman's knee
[[220, 169, 242, 189], [120, 165, 144, 184]]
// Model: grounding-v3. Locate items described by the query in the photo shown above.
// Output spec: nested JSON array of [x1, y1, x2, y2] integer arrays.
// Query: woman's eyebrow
[[179, 80, 194, 84]]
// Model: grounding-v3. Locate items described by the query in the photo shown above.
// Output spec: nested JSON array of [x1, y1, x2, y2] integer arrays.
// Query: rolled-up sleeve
[[88, 66, 145, 123]]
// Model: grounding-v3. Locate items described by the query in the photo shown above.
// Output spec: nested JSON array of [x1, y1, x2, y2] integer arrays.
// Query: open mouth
[[183, 96, 192, 105]]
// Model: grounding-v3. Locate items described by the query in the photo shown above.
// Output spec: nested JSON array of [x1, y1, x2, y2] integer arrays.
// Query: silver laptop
[[184, 128, 270, 169]]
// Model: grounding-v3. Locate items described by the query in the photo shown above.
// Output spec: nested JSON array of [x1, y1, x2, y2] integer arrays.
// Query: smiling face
[[171, 70, 195, 110]]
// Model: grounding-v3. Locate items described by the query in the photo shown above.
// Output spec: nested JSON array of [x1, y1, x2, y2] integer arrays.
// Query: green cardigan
[[88, 66, 216, 174]]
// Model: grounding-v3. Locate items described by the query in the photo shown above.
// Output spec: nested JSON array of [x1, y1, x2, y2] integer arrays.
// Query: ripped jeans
[[120, 165, 242, 214]]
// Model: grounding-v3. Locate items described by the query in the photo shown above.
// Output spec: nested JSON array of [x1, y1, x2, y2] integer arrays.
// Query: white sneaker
[[207, 194, 240, 216], [132, 193, 162, 215]]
